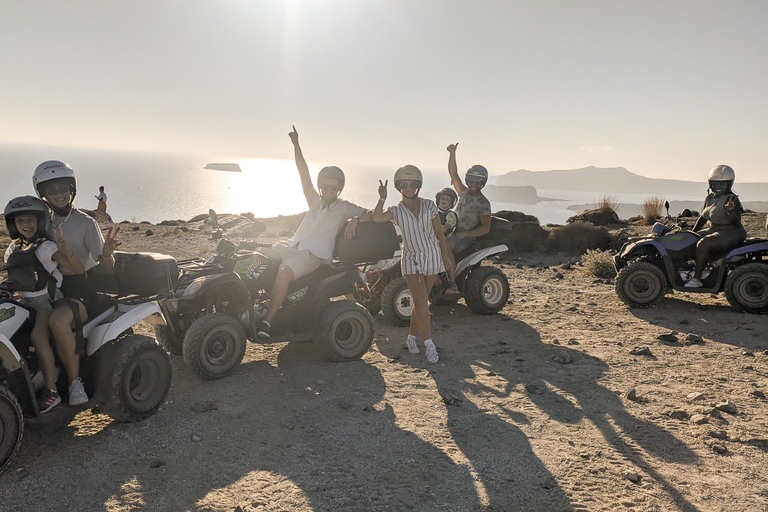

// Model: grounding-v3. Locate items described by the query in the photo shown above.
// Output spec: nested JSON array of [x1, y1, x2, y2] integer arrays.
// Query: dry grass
[[641, 195, 665, 225], [580, 248, 616, 278], [597, 194, 619, 213]]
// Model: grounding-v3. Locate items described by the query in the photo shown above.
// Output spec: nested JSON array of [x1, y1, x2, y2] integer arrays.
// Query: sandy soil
[[1, 213, 767, 511]]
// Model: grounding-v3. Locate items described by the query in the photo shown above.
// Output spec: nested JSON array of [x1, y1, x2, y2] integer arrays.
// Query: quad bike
[[613, 217, 768, 313], [357, 217, 512, 327], [0, 256, 174, 473], [156, 222, 400, 380]]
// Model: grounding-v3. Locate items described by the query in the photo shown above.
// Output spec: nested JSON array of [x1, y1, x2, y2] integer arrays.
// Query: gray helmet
[[4, 195, 52, 240], [317, 166, 345, 192], [708, 164, 735, 193], [435, 187, 458, 209], [33, 160, 77, 201], [465, 164, 488, 187]]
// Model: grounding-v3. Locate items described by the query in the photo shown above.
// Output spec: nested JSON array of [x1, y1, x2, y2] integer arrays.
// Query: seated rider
[[435, 187, 459, 237], [255, 126, 372, 338], [685, 165, 747, 288], [444, 143, 492, 293]]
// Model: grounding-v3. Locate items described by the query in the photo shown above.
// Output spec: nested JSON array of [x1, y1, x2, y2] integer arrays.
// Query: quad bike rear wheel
[[183, 313, 246, 380], [615, 261, 667, 308], [381, 277, 412, 326], [724, 263, 768, 314], [100, 335, 172, 423], [463, 266, 509, 315], [314, 300, 374, 361], [0, 386, 23, 473]]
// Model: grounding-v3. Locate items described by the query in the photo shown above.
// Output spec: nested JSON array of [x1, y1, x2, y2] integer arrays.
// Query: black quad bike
[[156, 222, 400, 380], [613, 219, 768, 313], [0, 254, 174, 473], [356, 217, 512, 326]]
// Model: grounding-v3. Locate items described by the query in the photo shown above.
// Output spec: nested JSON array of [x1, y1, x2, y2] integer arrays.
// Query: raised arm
[[289, 125, 318, 202], [372, 180, 393, 223], [447, 143, 467, 194]]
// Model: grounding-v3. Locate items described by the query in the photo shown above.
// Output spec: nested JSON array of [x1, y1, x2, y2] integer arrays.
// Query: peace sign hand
[[52, 227, 74, 259], [102, 224, 122, 257], [725, 196, 736, 212], [378, 180, 388, 200]]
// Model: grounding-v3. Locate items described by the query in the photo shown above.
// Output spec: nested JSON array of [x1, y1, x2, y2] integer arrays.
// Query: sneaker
[[406, 335, 419, 354], [68, 377, 89, 405], [445, 283, 460, 295], [685, 278, 703, 288], [37, 389, 61, 413], [424, 339, 439, 363], [256, 320, 271, 339]]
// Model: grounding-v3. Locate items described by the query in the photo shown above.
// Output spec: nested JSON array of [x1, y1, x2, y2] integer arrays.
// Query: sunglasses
[[320, 182, 342, 191], [44, 183, 72, 195], [398, 181, 420, 189], [466, 179, 484, 186]]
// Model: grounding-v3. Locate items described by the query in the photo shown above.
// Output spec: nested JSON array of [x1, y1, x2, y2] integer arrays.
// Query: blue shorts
[[447, 234, 474, 253]]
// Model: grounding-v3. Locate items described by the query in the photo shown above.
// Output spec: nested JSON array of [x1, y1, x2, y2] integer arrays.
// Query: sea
[[0, 143, 706, 226]]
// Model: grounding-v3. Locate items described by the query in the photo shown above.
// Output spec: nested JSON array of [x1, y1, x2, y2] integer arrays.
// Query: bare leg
[[264, 266, 295, 325], [446, 239, 457, 284], [404, 274, 437, 341], [48, 301, 87, 384], [693, 236, 723, 279], [31, 310, 56, 390]]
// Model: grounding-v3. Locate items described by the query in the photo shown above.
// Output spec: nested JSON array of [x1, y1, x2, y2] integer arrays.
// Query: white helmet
[[33, 160, 77, 200], [707, 165, 735, 193]]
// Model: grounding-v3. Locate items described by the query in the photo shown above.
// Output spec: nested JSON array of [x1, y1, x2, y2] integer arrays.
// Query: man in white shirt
[[256, 127, 372, 338]]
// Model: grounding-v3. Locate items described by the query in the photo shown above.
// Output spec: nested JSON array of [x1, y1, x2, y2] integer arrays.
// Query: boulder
[[567, 208, 620, 227]]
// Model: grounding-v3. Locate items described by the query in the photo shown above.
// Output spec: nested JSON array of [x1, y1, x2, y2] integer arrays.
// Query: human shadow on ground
[[380, 313, 701, 512], [629, 296, 768, 351], [1, 342, 481, 512]]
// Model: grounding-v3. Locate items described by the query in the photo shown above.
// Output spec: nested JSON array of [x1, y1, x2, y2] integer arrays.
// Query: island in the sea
[[204, 163, 242, 172]]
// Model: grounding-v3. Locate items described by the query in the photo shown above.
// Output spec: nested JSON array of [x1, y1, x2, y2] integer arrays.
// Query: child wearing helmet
[[685, 165, 747, 288], [254, 127, 373, 338], [445, 143, 492, 256], [33, 160, 122, 406], [3, 195, 85, 413], [371, 165, 454, 363], [435, 187, 459, 236]]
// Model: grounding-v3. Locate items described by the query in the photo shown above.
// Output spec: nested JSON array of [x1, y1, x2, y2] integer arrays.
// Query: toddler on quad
[[3, 195, 85, 413], [435, 187, 460, 294]]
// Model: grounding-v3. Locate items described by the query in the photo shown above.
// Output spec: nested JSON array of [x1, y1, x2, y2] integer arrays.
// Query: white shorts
[[260, 244, 323, 280]]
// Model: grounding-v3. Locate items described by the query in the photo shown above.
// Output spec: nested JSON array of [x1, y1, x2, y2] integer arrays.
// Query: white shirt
[[52, 208, 105, 272]]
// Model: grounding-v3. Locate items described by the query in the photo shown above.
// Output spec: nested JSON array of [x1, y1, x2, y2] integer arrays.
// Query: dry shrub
[[580, 249, 616, 278], [548, 221, 611, 255], [598, 194, 619, 213], [641, 196, 665, 225]]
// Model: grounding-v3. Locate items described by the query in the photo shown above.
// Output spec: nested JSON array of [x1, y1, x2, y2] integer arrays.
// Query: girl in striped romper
[[372, 165, 453, 363]]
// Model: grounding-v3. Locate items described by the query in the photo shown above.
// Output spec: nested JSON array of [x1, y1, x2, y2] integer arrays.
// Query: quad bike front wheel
[[100, 335, 172, 423], [615, 261, 667, 308], [0, 386, 23, 473], [314, 300, 374, 361], [463, 266, 509, 315], [183, 313, 246, 380], [381, 277, 412, 326], [724, 263, 768, 314]]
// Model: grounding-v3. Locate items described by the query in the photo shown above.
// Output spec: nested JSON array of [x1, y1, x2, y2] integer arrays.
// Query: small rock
[[625, 388, 639, 402], [669, 410, 689, 420], [552, 351, 573, 364], [191, 401, 218, 413], [567, 306, 578, 312], [629, 346, 653, 356], [567, 338, 579, 345], [679, 319, 690, 325], [145, 229, 154, 236], [234, 506, 244, 512], [150, 459, 165, 468], [690, 414, 709, 425], [687, 392, 705, 401], [338, 400, 352, 410], [709, 430, 728, 440], [750, 390, 766, 399], [442, 391, 463, 406], [657, 333, 678, 343], [191, 434, 202, 442], [683, 333, 704, 345], [525, 384, 541, 394], [552, 339, 560, 345], [132, 226, 140, 231], [763, 350, 768, 356], [711, 443, 728, 455], [179, 225, 189, 232], [742, 350, 755, 357], [554, 272, 564, 280], [625, 472, 642, 483], [715, 400, 738, 415]]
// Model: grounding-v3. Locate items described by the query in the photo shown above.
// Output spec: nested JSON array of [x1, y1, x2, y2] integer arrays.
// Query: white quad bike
[[0, 255, 174, 473]]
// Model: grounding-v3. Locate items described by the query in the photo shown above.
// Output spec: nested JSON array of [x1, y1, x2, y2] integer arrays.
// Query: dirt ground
[[1, 214, 767, 511]]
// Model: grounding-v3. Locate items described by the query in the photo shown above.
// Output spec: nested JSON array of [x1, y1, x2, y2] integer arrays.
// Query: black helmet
[[4, 195, 52, 240], [317, 166, 345, 192], [435, 187, 458, 209], [465, 164, 488, 187]]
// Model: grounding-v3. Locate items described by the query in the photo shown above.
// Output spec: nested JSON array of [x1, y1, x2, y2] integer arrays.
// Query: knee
[[275, 267, 295, 285]]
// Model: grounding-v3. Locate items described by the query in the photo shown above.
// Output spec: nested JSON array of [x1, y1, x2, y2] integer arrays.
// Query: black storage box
[[477, 216, 513, 242], [335, 222, 399, 266], [112, 251, 179, 296]]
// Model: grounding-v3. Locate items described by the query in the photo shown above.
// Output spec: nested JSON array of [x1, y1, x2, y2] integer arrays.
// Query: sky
[[2, 0, 767, 182]]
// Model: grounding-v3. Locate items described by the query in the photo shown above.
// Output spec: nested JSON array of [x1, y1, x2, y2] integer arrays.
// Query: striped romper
[[390, 198, 446, 276]]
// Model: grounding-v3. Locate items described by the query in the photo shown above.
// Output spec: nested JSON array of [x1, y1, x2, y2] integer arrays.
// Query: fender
[[0, 335, 23, 372], [0, 301, 30, 339], [619, 239, 668, 260], [309, 269, 366, 302], [85, 302, 163, 355], [725, 241, 768, 261], [178, 272, 250, 304], [456, 244, 508, 276]]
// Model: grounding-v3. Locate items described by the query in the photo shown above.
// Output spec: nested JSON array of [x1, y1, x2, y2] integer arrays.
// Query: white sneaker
[[406, 335, 419, 354], [424, 339, 439, 363], [68, 377, 89, 405], [685, 278, 703, 288]]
